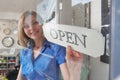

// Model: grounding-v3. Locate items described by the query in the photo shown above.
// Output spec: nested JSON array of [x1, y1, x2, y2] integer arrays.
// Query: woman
[[17, 11, 82, 80]]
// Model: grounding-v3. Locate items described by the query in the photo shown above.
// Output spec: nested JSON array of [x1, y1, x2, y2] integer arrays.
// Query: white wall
[[0, 12, 20, 20]]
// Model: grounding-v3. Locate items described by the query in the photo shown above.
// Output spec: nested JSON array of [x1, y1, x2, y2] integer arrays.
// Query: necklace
[[34, 46, 41, 50], [36, 46, 40, 49]]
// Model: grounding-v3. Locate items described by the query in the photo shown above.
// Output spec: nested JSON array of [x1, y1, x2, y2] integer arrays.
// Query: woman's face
[[23, 15, 43, 40]]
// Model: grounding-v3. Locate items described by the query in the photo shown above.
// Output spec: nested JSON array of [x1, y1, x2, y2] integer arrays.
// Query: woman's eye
[[32, 21, 38, 25], [24, 25, 29, 29]]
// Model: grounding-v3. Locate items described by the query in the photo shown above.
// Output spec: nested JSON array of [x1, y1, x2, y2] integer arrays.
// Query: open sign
[[43, 22, 104, 57]]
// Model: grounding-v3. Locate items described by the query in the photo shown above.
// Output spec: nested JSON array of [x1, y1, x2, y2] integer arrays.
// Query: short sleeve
[[55, 46, 66, 65], [20, 49, 25, 65], [20, 48, 33, 65]]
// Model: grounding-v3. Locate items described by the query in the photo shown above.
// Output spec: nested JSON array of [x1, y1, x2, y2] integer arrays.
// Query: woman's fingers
[[66, 45, 83, 62], [72, 50, 83, 58], [66, 46, 72, 60]]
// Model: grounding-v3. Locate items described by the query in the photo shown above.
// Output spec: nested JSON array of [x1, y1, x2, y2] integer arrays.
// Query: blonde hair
[[18, 11, 43, 47]]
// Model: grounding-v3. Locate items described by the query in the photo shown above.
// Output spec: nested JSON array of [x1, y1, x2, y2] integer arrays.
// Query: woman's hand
[[66, 46, 83, 62], [66, 46, 83, 80]]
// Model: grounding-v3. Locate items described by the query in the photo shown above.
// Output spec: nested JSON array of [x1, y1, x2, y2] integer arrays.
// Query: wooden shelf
[[0, 55, 17, 77]]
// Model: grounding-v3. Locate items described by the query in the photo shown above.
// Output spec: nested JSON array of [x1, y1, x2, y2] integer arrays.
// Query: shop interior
[[0, 0, 110, 80]]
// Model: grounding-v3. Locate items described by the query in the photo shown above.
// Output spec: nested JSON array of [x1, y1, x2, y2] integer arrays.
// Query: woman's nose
[[28, 24, 34, 29]]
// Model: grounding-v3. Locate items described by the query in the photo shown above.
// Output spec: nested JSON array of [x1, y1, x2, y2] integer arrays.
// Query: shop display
[[0, 55, 17, 77]]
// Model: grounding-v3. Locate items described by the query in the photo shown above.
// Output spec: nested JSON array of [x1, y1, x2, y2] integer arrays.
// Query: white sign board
[[43, 22, 104, 57]]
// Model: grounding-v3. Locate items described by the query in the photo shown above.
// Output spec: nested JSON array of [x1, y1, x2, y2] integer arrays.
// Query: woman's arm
[[16, 65, 26, 80], [60, 63, 70, 80], [66, 46, 83, 80]]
